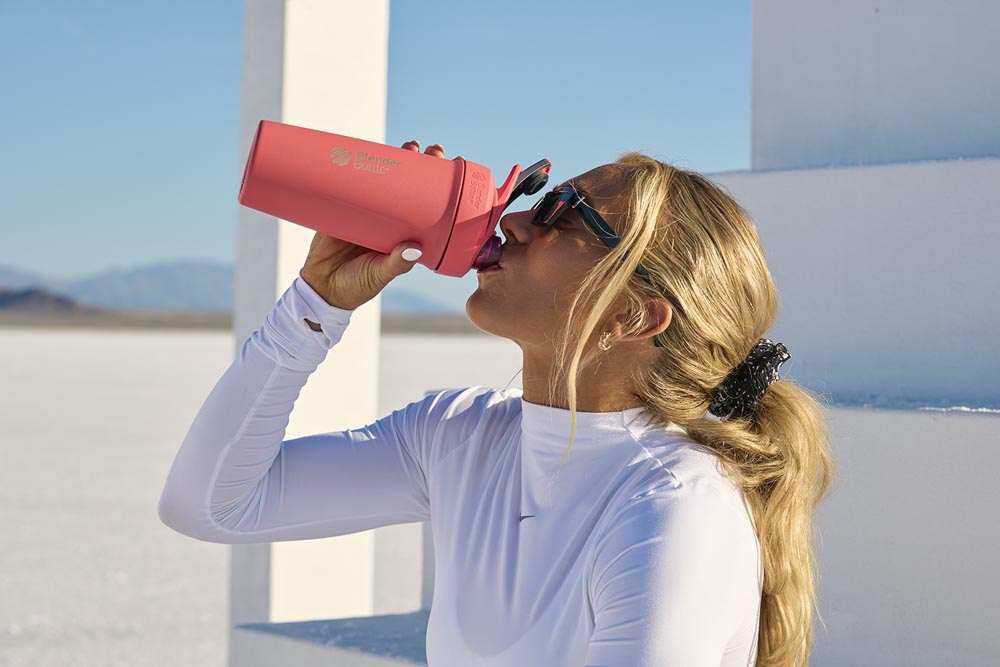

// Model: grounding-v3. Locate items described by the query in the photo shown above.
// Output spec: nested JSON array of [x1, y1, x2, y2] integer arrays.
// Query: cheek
[[522, 247, 592, 311]]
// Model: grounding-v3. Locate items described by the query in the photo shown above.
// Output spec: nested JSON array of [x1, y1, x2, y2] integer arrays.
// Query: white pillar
[[231, 2, 428, 664]]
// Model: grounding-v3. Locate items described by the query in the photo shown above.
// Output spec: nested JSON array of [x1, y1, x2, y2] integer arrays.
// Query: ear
[[612, 298, 672, 344]]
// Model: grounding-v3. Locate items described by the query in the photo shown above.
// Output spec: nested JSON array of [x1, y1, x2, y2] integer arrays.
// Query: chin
[[465, 290, 505, 336]]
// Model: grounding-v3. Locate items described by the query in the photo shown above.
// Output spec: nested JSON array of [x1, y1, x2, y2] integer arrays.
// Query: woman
[[158, 140, 835, 667]]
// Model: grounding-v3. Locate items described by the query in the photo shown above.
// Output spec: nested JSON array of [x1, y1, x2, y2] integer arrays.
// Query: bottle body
[[238, 121, 525, 276]]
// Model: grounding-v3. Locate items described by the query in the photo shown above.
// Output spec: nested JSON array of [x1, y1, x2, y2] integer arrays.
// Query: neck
[[519, 345, 645, 412]]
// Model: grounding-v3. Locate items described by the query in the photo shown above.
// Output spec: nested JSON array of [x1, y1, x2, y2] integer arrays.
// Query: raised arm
[[157, 275, 443, 544]]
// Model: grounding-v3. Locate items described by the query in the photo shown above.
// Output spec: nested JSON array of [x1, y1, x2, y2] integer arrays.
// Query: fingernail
[[401, 247, 422, 261]]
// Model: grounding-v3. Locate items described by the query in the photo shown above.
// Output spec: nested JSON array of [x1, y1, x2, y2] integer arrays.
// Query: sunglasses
[[530, 184, 666, 347]]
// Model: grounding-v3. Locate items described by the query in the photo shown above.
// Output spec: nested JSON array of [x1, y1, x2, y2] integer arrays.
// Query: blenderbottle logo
[[330, 146, 400, 174], [329, 147, 352, 166]]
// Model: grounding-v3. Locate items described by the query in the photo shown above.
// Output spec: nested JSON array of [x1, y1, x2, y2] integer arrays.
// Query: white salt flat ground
[[1, 326, 997, 666], [0, 326, 524, 667]]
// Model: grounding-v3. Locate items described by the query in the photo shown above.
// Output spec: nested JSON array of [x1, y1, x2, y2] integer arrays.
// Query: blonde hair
[[544, 153, 836, 666]]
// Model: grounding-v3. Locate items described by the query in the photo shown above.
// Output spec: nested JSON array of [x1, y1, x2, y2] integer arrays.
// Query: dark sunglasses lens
[[530, 192, 553, 224], [532, 190, 565, 225]]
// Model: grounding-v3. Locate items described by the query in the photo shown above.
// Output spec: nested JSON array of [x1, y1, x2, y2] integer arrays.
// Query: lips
[[477, 263, 503, 273], [476, 257, 504, 273]]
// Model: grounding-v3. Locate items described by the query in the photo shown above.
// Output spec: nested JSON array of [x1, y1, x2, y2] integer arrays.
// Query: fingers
[[399, 243, 423, 263], [375, 243, 423, 287], [400, 139, 447, 158]]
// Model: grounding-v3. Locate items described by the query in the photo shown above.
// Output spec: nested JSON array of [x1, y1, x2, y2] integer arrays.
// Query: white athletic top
[[158, 276, 763, 667]]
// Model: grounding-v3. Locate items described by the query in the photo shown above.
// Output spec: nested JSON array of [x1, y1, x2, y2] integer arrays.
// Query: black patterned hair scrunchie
[[707, 338, 791, 420]]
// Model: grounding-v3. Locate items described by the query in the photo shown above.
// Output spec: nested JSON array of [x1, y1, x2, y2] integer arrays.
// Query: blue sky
[[0, 0, 750, 309]]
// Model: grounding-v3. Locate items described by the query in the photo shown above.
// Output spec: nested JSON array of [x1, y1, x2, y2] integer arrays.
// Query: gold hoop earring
[[598, 331, 613, 351]]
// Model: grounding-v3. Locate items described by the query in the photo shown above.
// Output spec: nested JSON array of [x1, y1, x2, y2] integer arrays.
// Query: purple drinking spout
[[472, 235, 502, 270]]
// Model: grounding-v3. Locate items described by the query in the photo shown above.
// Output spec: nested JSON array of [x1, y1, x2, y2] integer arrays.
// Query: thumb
[[380, 243, 423, 280]]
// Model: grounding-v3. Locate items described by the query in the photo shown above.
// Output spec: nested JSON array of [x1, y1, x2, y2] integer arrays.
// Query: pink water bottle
[[237, 120, 552, 276]]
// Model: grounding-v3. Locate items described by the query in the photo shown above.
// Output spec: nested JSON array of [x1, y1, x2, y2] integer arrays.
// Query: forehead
[[556, 163, 634, 228], [564, 164, 632, 207]]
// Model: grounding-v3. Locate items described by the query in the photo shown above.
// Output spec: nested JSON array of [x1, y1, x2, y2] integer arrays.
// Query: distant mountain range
[[0, 261, 454, 314]]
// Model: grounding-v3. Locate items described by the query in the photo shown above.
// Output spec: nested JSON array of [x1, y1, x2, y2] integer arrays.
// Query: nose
[[498, 209, 541, 245]]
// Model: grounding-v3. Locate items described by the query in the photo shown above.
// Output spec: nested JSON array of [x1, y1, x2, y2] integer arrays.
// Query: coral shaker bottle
[[237, 120, 552, 276]]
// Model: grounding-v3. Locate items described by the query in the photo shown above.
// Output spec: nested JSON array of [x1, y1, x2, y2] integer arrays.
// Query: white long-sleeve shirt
[[158, 276, 763, 667]]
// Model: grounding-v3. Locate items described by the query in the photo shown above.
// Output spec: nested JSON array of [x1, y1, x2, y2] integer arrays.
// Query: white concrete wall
[[710, 157, 1000, 409], [752, 0, 1000, 170], [813, 407, 1000, 666]]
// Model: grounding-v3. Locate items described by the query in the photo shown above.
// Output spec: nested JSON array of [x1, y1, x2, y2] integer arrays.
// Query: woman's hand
[[299, 140, 456, 317]]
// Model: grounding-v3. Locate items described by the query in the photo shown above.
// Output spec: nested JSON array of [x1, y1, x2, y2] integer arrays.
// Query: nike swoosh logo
[[519, 514, 535, 523]]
